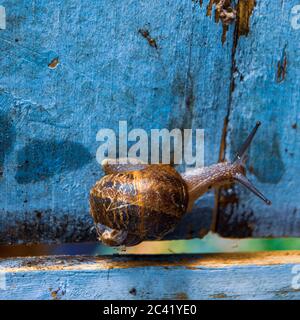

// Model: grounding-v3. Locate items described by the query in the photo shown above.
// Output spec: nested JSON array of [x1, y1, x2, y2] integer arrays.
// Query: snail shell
[[90, 164, 188, 246]]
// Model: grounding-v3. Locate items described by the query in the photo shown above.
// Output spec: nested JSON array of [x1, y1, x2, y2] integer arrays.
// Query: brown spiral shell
[[90, 164, 188, 246]]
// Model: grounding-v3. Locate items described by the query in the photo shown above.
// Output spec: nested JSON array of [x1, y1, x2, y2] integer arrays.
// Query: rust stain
[[236, 0, 256, 37], [138, 29, 158, 49], [174, 292, 189, 300]]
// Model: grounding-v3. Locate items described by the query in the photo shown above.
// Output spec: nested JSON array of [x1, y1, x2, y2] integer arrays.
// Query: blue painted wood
[[0, 0, 234, 243], [1, 252, 300, 299], [217, 0, 300, 237], [1, 0, 298, 243]]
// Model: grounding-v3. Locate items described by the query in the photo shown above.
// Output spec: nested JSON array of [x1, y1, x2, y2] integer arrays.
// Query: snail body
[[90, 122, 271, 247]]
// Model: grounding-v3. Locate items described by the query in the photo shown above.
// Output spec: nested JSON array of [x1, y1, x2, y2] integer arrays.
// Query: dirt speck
[[138, 29, 158, 49], [49, 287, 65, 300], [277, 51, 287, 83], [129, 287, 137, 296], [48, 57, 59, 69]]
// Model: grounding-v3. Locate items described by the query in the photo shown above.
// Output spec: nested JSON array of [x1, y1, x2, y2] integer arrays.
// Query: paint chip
[[48, 57, 59, 69]]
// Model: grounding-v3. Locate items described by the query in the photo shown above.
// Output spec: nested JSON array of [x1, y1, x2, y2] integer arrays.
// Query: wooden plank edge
[[1, 251, 300, 272], [2, 251, 300, 299]]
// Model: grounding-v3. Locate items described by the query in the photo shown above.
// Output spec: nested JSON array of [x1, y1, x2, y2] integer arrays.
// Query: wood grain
[[1, 251, 300, 299]]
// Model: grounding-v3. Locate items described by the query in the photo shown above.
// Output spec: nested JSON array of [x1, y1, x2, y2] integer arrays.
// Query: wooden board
[[1, 251, 300, 299], [217, 0, 300, 237], [0, 0, 233, 244], [0, 0, 299, 244]]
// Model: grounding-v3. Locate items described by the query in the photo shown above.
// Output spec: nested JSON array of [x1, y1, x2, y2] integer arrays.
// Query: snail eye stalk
[[233, 121, 271, 206], [234, 172, 271, 205], [234, 121, 261, 162]]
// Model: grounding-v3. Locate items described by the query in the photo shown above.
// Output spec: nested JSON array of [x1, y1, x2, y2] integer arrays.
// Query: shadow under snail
[[90, 122, 271, 247]]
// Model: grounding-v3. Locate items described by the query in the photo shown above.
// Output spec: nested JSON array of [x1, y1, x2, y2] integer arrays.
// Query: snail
[[90, 122, 271, 247]]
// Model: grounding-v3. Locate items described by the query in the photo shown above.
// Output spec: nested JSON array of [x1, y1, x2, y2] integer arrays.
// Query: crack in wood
[[212, 0, 256, 234]]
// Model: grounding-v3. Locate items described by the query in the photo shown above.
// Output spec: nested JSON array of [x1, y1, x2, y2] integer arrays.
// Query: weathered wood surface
[[0, 0, 299, 244], [217, 0, 300, 237], [1, 251, 300, 299], [0, 0, 233, 244]]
